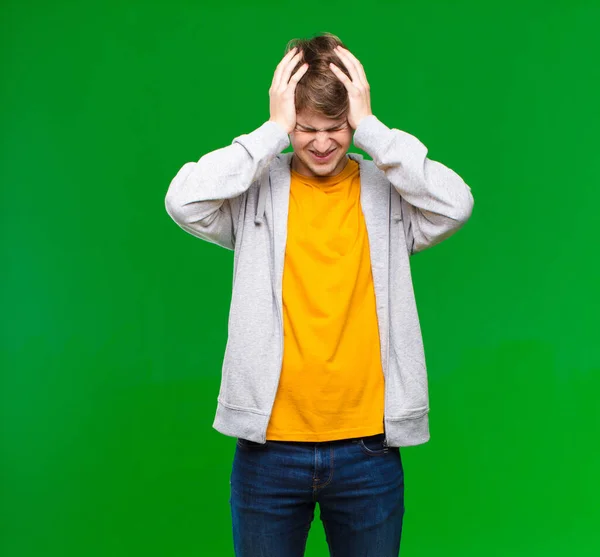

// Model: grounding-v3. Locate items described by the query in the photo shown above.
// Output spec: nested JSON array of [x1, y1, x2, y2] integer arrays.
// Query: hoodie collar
[[254, 152, 365, 224]]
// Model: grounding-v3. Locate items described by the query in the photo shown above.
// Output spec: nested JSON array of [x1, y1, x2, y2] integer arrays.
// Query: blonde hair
[[284, 32, 351, 121]]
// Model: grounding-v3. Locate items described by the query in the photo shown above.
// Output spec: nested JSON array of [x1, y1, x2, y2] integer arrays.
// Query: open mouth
[[310, 148, 335, 161]]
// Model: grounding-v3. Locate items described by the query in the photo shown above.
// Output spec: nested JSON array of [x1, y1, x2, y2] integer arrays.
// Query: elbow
[[165, 188, 196, 226], [454, 185, 474, 224], [165, 191, 184, 224], [164, 161, 197, 224], [461, 189, 475, 223]]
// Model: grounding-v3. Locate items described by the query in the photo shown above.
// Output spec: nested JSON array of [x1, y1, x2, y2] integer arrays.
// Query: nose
[[312, 130, 334, 151]]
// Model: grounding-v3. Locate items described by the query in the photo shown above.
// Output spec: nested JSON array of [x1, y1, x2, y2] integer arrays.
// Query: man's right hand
[[269, 47, 308, 135]]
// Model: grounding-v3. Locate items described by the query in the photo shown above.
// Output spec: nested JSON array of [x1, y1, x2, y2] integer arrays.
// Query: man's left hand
[[329, 45, 373, 130]]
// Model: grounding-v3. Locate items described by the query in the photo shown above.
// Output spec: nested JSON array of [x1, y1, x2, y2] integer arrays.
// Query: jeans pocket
[[236, 437, 269, 450], [358, 433, 389, 456]]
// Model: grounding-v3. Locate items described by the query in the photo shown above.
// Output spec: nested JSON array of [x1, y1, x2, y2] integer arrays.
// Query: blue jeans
[[229, 432, 405, 556]]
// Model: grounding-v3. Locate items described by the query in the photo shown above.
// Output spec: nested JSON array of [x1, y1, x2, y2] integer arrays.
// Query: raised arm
[[354, 115, 474, 255], [164, 121, 289, 250], [165, 47, 308, 250], [328, 45, 474, 255]]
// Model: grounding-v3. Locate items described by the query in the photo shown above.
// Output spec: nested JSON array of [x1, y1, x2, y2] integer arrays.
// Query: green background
[[2, 0, 599, 555]]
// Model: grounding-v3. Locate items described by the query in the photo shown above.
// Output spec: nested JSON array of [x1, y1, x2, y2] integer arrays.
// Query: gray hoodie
[[165, 114, 474, 447]]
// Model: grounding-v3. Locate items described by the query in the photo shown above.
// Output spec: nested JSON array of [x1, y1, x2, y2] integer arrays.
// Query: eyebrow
[[296, 122, 346, 131]]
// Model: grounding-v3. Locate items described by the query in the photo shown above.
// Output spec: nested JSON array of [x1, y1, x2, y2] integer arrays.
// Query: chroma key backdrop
[[2, 1, 599, 556]]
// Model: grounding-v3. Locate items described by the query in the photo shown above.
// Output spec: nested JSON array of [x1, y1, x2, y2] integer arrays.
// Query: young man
[[165, 33, 473, 557]]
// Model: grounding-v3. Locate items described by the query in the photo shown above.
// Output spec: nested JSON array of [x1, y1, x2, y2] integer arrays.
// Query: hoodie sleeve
[[353, 115, 474, 255], [164, 120, 290, 250]]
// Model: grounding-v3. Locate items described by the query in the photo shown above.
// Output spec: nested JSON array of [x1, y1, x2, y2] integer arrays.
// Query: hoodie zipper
[[264, 172, 285, 444], [383, 183, 392, 449]]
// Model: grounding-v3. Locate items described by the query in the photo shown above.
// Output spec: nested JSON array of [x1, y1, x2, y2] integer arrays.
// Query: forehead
[[295, 110, 345, 127]]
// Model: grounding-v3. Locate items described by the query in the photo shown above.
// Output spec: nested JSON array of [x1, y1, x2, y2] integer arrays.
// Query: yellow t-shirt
[[265, 157, 385, 442]]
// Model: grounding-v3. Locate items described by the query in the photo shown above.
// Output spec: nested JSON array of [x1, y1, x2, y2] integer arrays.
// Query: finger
[[272, 49, 303, 91], [280, 51, 305, 90], [334, 46, 369, 89], [271, 47, 297, 89], [290, 63, 309, 83], [271, 47, 298, 89], [329, 63, 356, 92], [286, 63, 308, 96], [331, 47, 360, 85]]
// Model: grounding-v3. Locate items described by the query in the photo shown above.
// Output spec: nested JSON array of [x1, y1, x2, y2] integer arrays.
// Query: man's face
[[289, 109, 353, 177]]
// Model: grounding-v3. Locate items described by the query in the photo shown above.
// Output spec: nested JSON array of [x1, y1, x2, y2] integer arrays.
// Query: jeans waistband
[[267, 432, 385, 446]]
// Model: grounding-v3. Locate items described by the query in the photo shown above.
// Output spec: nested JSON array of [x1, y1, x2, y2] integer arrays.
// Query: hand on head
[[268, 47, 308, 134], [268, 44, 372, 134]]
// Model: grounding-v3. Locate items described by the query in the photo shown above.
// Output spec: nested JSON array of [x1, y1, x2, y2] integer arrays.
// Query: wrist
[[268, 120, 291, 135]]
